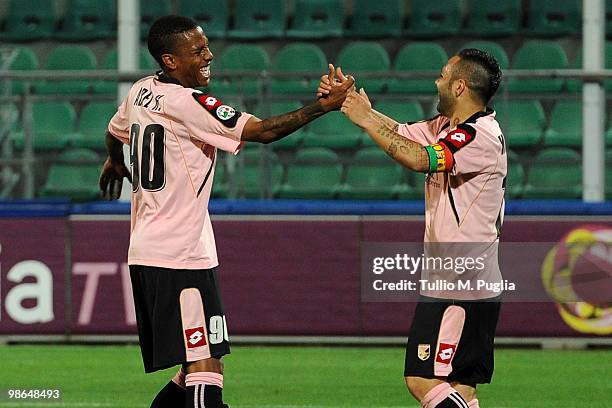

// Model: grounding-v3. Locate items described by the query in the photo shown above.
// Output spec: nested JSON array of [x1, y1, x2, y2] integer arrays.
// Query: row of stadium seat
[[1, 40, 605, 95], [37, 146, 607, 201], [0, 0, 590, 41], [3, 99, 608, 153]]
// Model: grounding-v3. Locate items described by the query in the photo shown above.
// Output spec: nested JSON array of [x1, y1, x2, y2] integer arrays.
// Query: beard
[[436, 93, 455, 117]]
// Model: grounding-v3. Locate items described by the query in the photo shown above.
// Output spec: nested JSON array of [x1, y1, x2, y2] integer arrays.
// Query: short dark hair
[[147, 15, 199, 69], [453, 48, 502, 105]]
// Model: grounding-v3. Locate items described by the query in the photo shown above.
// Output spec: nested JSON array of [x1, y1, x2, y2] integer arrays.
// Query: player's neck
[[448, 102, 486, 129]]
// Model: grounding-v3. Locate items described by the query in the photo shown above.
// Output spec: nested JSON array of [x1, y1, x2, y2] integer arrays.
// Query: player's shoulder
[[441, 109, 501, 153], [189, 90, 244, 127]]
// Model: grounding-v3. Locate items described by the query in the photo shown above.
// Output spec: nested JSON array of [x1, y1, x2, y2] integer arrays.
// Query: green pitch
[[0, 345, 609, 407]]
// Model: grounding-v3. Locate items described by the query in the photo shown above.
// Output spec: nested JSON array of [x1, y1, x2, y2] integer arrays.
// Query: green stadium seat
[[460, 41, 509, 70], [606, 116, 612, 146], [40, 148, 102, 201], [34, 45, 97, 94], [606, 149, 612, 199], [543, 101, 582, 147], [227, 0, 286, 39], [55, 0, 115, 40], [255, 101, 306, 149], [389, 42, 447, 94], [140, 0, 172, 39], [180, 0, 228, 38], [278, 147, 342, 199], [93, 46, 157, 94], [398, 171, 426, 199], [302, 112, 363, 149], [211, 154, 228, 198], [236, 148, 284, 198], [70, 102, 117, 151], [523, 148, 582, 199], [337, 42, 390, 93], [567, 43, 612, 92], [526, 0, 580, 37], [607, 0, 612, 37], [286, 0, 344, 38], [373, 101, 425, 123], [1, 0, 55, 41], [463, 0, 520, 37], [507, 41, 568, 93], [0, 46, 39, 94], [347, 0, 403, 38], [12, 102, 76, 151], [406, 0, 462, 38], [269, 43, 327, 96], [337, 147, 410, 199], [208, 45, 269, 96], [506, 149, 525, 198], [494, 100, 545, 148]]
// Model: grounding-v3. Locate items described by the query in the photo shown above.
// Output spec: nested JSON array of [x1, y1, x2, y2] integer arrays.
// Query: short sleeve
[[440, 123, 497, 175], [107, 97, 130, 144], [397, 115, 449, 146], [166, 91, 252, 155]]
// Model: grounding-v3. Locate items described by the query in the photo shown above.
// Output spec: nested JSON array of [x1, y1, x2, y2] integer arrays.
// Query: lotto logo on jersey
[[450, 132, 466, 143], [441, 125, 475, 153], [185, 327, 207, 348], [204, 96, 218, 107], [435, 343, 457, 364]]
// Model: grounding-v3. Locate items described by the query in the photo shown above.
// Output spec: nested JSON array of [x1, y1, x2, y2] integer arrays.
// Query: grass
[[0, 345, 609, 407]]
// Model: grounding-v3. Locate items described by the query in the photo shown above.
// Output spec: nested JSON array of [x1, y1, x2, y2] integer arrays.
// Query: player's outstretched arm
[[317, 64, 399, 131], [99, 131, 132, 200], [241, 74, 355, 144], [341, 89, 429, 172]]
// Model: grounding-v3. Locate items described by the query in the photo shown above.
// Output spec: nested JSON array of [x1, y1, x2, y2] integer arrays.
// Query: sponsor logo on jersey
[[192, 92, 241, 127], [417, 344, 430, 361], [435, 342, 457, 364], [185, 327, 207, 348], [440, 124, 476, 153], [450, 132, 466, 143]]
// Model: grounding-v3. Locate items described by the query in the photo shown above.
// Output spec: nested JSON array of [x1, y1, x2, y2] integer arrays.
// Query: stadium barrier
[[1, 200, 611, 342]]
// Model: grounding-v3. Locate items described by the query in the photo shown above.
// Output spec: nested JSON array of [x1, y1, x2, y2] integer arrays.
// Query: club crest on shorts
[[417, 344, 430, 361], [185, 327, 207, 348], [435, 342, 457, 364]]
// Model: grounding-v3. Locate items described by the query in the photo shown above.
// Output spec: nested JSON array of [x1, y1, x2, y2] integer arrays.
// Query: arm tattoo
[[259, 102, 324, 143], [373, 124, 429, 171], [371, 110, 400, 131]]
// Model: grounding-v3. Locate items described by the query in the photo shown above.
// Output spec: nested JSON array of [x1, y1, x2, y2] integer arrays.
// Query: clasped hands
[[317, 63, 373, 129]]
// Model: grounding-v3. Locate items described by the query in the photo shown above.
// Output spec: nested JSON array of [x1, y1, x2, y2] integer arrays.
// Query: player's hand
[[341, 88, 373, 128], [317, 69, 355, 112], [316, 64, 351, 98], [99, 157, 132, 200]]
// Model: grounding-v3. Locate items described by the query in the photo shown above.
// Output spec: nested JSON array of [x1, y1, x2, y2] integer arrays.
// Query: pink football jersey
[[397, 109, 507, 299], [108, 73, 252, 269]]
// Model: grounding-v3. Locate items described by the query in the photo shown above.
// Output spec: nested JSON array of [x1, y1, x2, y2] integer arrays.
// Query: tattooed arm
[[341, 89, 429, 172], [371, 109, 400, 131], [242, 75, 355, 144]]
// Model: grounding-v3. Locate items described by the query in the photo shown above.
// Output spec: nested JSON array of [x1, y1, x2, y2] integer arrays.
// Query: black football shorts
[[404, 295, 501, 384], [130, 265, 230, 373]]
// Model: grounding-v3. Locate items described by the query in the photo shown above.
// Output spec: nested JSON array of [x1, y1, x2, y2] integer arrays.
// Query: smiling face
[[435, 56, 461, 117], [162, 27, 213, 88]]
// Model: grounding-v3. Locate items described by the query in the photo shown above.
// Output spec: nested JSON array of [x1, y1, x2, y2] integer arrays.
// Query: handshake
[[316, 63, 374, 129]]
